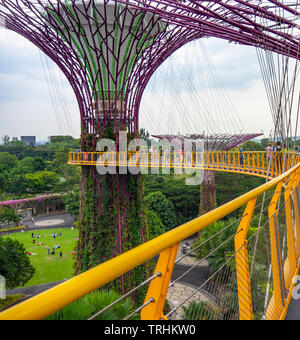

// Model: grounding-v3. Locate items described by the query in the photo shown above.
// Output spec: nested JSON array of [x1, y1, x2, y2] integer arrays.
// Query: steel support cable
[[165, 240, 248, 320], [256, 19, 300, 151], [141, 62, 180, 136], [45, 55, 77, 137], [176, 189, 274, 266], [88, 271, 162, 321], [142, 56, 194, 136], [293, 92, 300, 151], [171, 192, 273, 293], [200, 45, 234, 134], [141, 42, 219, 136], [167, 59, 191, 134], [246, 8, 300, 284], [197, 40, 245, 134], [142, 37, 246, 138], [170, 45, 219, 135], [124, 297, 155, 321], [191, 42, 222, 134], [174, 214, 244, 266], [169, 192, 274, 303], [176, 38, 247, 137], [57, 66, 79, 137], [188, 42, 216, 133], [169, 228, 243, 290], [43, 52, 79, 138], [168, 39, 245, 136], [39, 50, 65, 135], [191, 41, 236, 135], [180, 42, 213, 134]]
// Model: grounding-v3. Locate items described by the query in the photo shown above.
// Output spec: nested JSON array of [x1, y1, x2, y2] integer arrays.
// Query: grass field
[[4, 228, 79, 287]]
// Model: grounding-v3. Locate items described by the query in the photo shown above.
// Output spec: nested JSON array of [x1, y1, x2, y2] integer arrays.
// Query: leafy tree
[[64, 186, 81, 219], [49, 135, 77, 145], [260, 138, 270, 149], [16, 156, 36, 174], [0, 152, 18, 171], [241, 141, 264, 151], [6, 174, 27, 195], [144, 175, 200, 225], [146, 209, 166, 240], [0, 237, 35, 289], [215, 172, 264, 211], [145, 191, 177, 230], [25, 171, 60, 193], [0, 206, 20, 226]]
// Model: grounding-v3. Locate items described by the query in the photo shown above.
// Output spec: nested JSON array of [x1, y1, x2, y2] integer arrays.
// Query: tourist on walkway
[[266, 143, 273, 168], [239, 146, 244, 166]]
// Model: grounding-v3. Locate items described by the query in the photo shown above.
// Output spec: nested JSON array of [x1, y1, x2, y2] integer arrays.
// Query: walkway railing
[[68, 151, 300, 179], [1, 159, 300, 320]]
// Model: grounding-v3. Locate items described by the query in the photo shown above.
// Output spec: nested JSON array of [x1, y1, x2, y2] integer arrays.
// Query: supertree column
[[0, 0, 204, 300], [199, 171, 216, 215]]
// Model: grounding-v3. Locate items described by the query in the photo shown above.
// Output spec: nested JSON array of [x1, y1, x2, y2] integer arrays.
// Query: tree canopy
[[145, 191, 177, 231], [0, 237, 35, 289]]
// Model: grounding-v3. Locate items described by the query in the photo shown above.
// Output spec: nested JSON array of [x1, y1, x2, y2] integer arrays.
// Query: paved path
[[285, 272, 300, 320], [166, 240, 211, 320], [285, 298, 300, 320]]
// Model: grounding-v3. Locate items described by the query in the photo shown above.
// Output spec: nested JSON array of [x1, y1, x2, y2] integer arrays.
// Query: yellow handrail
[[1, 161, 300, 320]]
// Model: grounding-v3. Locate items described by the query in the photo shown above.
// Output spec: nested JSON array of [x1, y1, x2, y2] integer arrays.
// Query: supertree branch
[[115, 0, 300, 59]]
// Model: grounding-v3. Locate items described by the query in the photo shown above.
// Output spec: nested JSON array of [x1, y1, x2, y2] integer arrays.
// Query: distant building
[[21, 136, 36, 147]]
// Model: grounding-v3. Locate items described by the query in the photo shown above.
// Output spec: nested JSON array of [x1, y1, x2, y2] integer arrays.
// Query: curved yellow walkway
[[69, 151, 300, 179]]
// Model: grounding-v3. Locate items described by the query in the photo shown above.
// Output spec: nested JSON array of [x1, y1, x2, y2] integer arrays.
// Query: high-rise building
[[21, 136, 36, 147]]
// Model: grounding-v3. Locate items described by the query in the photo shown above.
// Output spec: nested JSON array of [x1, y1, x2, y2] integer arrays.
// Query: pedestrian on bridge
[[239, 146, 244, 166], [266, 143, 272, 165]]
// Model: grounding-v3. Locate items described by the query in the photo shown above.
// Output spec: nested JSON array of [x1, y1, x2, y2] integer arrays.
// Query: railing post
[[267, 181, 285, 320], [292, 171, 300, 259], [235, 198, 256, 320], [284, 172, 297, 288], [141, 244, 179, 320]]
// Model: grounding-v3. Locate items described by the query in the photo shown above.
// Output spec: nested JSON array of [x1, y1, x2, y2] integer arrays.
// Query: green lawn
[[4, 228, 79, 287]]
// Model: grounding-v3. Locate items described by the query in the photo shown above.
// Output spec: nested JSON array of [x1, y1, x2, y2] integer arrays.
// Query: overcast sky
[[0, 29, 277, 142]]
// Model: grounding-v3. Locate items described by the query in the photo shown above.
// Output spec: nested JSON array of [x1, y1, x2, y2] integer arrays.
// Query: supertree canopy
[[0, 0, 298, 300]]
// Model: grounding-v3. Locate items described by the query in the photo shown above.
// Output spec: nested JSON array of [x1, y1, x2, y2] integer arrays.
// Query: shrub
[[0, 294, 25, 312], [46, 290, 138, 320]]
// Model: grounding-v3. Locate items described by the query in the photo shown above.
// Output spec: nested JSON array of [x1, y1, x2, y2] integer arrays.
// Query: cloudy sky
[[0, 28, 278, 142]]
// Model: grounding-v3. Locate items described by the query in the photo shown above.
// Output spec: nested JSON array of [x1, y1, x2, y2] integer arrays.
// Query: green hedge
[[0, 226, 28, 233]]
